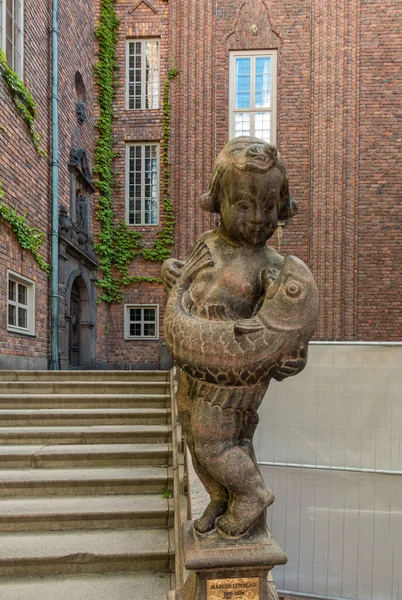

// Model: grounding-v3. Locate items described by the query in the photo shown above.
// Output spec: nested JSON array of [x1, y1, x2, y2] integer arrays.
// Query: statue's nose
[[250, 207, 263, 224]]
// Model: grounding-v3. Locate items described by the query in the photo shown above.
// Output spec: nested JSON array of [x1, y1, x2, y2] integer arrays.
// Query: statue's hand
[[161, 258, 185, 293], [274, 345, 308, 381]]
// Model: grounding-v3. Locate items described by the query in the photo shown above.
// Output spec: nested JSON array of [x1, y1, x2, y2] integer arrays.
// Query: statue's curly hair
[[200, 136, 297, 222]]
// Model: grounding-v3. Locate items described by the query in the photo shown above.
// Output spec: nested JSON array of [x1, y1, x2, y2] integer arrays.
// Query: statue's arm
[[161, 258, 185, 294], [273, 344, 308, 382]]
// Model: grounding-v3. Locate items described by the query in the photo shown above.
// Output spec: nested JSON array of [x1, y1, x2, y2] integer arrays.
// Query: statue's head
[[200, 136, 297, 224]]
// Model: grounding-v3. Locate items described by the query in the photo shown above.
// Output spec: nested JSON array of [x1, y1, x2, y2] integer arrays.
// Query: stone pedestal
[[169, 518, 287, 600]]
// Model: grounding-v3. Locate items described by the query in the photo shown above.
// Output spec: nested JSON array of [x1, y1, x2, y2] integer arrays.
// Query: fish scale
[[165, 255, 319, 388]]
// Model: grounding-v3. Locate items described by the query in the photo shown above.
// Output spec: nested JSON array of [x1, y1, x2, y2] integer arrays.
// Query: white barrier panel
[[256, 343, 402, 600]]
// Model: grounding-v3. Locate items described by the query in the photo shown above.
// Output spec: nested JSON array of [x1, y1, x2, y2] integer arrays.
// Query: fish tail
[[184, 240, 214, 280]]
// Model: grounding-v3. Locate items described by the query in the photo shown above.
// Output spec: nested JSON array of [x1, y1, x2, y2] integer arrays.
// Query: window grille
[[127, 39, 159, 110], [126, 143, 159, 226], [124, 305, 158, 340]]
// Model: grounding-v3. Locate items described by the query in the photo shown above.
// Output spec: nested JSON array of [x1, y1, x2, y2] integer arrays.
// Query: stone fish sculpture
[[165, 250, 319, 387], [162, 136, 319, 539]]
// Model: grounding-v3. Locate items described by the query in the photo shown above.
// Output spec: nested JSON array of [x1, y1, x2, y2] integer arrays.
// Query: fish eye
[[286, 281, 302, 298]]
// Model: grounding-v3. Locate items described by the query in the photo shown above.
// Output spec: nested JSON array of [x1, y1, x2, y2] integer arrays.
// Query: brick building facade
[[0, 0, 96, 370], [0, 0, 401, 370], [94, 0, 172, 369]]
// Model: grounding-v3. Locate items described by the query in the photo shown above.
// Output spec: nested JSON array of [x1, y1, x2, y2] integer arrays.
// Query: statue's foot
[[216, 489, 274, 538], [194, 499, 228, 534]]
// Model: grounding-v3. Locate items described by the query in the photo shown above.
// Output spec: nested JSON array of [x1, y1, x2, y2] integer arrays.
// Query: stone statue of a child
[[162, 137, 311, 538]]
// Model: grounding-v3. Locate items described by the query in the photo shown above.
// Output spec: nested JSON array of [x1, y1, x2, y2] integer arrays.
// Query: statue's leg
[[188, 435, 229, 534], [192, 398, 274, 537], [176, 370, 229, 533], [240, 409, 263, 477]]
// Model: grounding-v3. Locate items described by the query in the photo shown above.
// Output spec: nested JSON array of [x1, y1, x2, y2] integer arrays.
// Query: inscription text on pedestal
[[207, 577, 260, 600]]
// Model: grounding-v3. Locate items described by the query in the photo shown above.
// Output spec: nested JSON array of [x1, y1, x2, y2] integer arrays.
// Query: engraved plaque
[[207, 577, 260, 600]]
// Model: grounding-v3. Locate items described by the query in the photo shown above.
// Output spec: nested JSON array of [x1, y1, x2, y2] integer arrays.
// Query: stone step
[[0, 370, 170, 382], [0, 528, 174, 577], [0, 372, 175, 592], [0, 443, 171, 468], [0, 494, 173, 531], [0, 425, 171, 445], [0, 572, 172, 600], [0, 408, 170, 427], [0, 466, 173, 496], [0, 393, 170, 409], [0, 381, 170, 395]]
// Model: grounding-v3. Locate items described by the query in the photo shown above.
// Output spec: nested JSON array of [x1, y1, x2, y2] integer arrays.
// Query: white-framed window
[[126, 143, 159, 226], [7, 271, 35, 335], [229, 50, 277, 144], [126, 39, 160, 110], [0, 0, 24, 77], [124, 304, 159, 340]]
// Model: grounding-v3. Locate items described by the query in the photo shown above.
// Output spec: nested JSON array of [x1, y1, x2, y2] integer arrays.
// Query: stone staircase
[[0, 370, 176, 600]]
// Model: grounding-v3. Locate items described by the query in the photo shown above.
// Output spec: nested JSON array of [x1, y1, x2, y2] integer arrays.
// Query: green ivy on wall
[[94, 0, 179, 303], [93, 0, 121, 303], [141, 67, 179, 264], [0, 181, 50, 273], [0, 51, 49, 273], [0, 49, 46, 157]]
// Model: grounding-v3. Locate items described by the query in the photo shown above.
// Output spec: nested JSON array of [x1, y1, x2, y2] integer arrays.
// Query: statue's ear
[[278, 193, 298, 222], [199, 192, 218, 213]]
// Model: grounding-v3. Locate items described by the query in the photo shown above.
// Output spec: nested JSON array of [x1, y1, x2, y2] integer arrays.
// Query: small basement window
[[124, 304, 159, 340]]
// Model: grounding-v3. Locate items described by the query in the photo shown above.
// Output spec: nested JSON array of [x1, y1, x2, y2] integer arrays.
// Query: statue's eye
[[264, 202, 275, 212], [286, 281, 302, 297], [237, 202, 250, 211]]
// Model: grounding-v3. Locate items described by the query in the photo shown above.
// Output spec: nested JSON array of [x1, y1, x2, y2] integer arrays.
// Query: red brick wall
[[309, 0, 362, 339], [0, 0, 95, 367], [58, 0, 95, 215], [169, 0, 217, 260], [0, 0, 51, 365], [357, 0, 402, 340]]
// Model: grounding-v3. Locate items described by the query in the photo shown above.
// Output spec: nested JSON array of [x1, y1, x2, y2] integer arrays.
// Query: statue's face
[[219, 167, 283, 247]]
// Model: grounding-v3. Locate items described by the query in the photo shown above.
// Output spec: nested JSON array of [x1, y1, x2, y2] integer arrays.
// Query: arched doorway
[[69, 279, 81, 367]]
